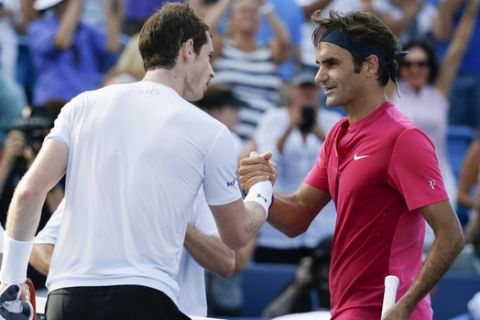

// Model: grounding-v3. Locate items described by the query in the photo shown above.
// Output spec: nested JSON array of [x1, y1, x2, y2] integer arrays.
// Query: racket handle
[[381, 275, 399, 318]]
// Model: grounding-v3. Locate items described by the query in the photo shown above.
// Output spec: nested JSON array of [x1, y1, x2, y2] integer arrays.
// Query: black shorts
[[45, 285, 190, 320]]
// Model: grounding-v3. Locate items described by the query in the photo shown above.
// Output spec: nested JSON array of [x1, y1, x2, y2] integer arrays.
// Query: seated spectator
[[253, 71, 340, 264], [27, 0, 109, 108], [205, 0, 290, 141]]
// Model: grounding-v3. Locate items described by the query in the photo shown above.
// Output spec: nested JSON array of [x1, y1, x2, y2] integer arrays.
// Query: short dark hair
[[312, 11, 400, 87], [400, 40, 438, 84], [139, 3, 209, 71]]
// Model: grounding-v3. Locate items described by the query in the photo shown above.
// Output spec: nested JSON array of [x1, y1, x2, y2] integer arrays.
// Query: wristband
[[244, 180, 273, 219], [259, 3, 274, 15], [0, 234, 33, 284]]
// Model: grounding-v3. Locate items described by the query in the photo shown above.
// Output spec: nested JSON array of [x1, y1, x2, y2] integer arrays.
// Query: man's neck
[[142, 68, 185, 98], [344, 87, 387, 124]]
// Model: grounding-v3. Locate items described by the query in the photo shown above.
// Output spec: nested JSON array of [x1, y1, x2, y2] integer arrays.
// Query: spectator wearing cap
[[252, 70, 341, 264], [27, 0, 109, 108]]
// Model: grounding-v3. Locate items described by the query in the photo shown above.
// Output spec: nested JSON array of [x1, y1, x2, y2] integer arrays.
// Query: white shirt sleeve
[[203, 126, 242, 206], [45, 93, 84, 146], [35, 200, 65, 244]]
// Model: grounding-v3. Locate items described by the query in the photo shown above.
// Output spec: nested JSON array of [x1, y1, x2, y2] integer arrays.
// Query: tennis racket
[[381, 275, 399, 318]]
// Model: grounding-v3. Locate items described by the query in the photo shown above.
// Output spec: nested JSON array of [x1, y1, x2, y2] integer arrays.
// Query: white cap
[[33, 0, 64, 11]]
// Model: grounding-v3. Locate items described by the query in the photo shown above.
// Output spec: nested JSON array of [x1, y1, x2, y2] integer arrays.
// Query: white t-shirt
[[36, 191, 218, 316], [44, 81, 242, 304]]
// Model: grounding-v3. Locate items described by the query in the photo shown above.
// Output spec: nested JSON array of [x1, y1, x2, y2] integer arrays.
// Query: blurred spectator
[[102, 33, 145, 86], [373, 0, 437, 45], [0, 0, 20, 80], [82, 0, 123, 53], [122, 0, 183, 35], [393, 0, 477, 248], [253, 71, 340, 264], [262, 237, 332, 318], [0, 70, 25, 157], [27, 0, 109, 108], [432, 0, 480, 130], [205, 0, 290, 141], [256, 0, 304, 80], [458, 135, 480, 211]]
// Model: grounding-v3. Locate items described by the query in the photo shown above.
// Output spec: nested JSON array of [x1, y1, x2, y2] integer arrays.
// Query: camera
[[11, 109, 54, 151], [299, 106, 316, 133]]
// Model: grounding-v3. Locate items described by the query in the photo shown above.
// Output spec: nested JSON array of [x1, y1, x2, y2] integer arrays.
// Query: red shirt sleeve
[[388, 128, 449, 211]]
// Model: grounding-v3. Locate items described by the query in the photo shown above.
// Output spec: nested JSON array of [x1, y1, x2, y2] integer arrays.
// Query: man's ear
[[363, 54, 380, 79], [180, 39, 195, 62]]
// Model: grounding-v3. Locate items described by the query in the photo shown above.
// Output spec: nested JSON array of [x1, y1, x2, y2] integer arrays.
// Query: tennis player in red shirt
[[239, 10, 464, 320]]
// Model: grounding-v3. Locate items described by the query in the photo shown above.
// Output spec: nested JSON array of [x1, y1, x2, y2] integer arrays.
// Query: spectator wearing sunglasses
[[392, 0, 478, 248]]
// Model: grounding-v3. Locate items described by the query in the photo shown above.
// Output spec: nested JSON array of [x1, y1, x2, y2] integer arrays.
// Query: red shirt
[[305, 101, 448, 319]]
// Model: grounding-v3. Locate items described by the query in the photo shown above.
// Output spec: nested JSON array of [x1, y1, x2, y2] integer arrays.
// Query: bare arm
[[5, 139, 68, 240], [457, 138, 480, 208], [261, 3, 290, 65], [382, 200, 464, 319], [432, 0, 464, 41], [29, 244, 54, 276], [268, 184, 330, 237], [54, 0, 84, 49], [435, 0, 478, 96], [377, 0, 423, 37], [184, 225, 235, 278], [101, 0, 123, 53], [210, 199, 267, 251], [203, 0, 233, 59]]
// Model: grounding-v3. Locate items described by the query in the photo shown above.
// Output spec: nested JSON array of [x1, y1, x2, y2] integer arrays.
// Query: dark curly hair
[[312, 11, 401, 87]]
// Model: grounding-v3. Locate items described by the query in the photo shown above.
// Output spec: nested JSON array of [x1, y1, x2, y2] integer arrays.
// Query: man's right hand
[[238, 151, 277, 192]]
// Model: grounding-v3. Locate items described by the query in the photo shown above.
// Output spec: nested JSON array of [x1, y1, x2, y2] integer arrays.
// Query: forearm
[[184, 225, 234, 278], [29, 244, 54, 276], [432, 0, 463, 40], [203, 0, 232, 34], [268, 193, 316, 237], [264, 9, 290, 51], [54, 0, 84, 49], [103, 0, 123, 52], [436, 0, 478, 96], [6, 179, 48, 240], [397, 227, 464, 314]]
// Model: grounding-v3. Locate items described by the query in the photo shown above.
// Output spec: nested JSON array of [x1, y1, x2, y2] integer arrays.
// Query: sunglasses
[[400, 60, 429, 69]]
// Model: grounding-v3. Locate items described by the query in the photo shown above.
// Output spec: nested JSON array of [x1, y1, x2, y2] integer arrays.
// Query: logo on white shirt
[[226, 178, 237, 188], [353, 153, 369, 160]]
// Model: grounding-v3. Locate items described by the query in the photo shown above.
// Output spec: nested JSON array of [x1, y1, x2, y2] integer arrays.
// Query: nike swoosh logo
[[353, 153, 369, 160]]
